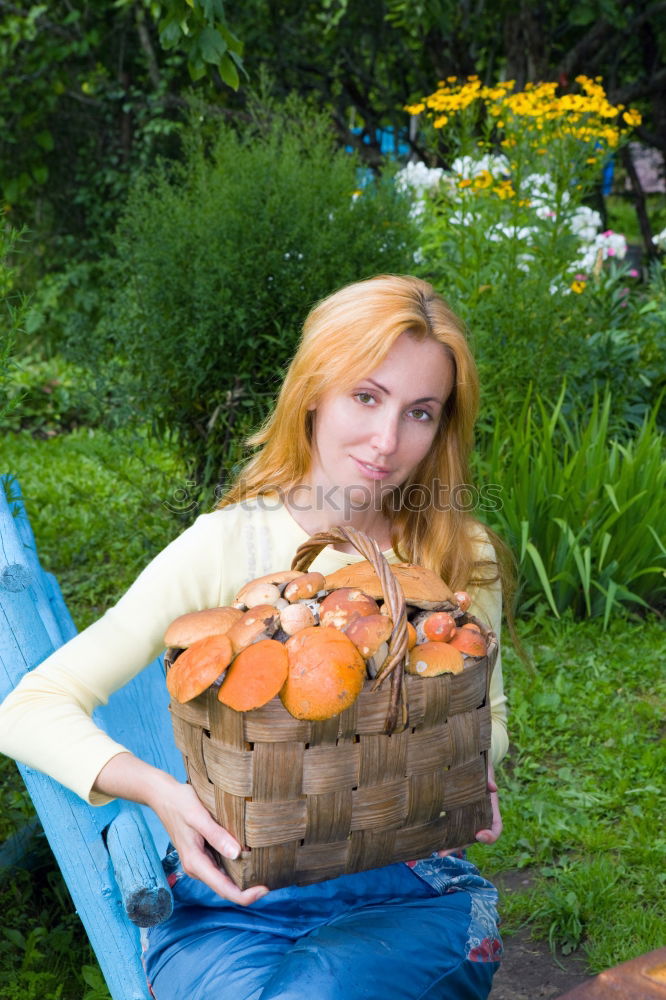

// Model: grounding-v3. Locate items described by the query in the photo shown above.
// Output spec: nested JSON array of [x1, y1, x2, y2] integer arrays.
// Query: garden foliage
[[474, 388, 666, 622], [81, 98, 417, 486], [401, 77, 647, 406]]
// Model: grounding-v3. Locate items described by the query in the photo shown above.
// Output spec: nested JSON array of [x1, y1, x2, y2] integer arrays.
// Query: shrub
[[0, 226, 26, 422], [82, 97, 417, 486]]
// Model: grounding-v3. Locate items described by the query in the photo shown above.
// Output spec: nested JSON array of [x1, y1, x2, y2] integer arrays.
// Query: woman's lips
[[352, 457, 392, 479]]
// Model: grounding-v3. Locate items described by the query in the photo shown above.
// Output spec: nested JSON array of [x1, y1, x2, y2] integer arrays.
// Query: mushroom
[[319, 588, 379, 630], [454, 590, 472, 612], [406, 621, 417, 650], [411, 610, 457, 644], [217, 639, 289, 712], [166, 634, 233, 703], [406, 641, 464, 677], [233, 570, 302, 610], [234, 581, 282, 609], [448, 627, 487, 657], [226, 604, 280, 654], [163, 606, 243, 648], [281, 625, 366, 720], [279, 602, 315, 636], [324, 561, 456, 611], [366, 641, 389, 679], [344, 613, 392, 659], [283, 572, 326, 603]]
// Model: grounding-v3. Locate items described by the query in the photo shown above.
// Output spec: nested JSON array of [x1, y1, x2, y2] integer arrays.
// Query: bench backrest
[[0, 475, 183, 1000]]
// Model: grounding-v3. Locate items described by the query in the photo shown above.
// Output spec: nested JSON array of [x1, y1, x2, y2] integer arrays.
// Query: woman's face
[[307, 332, 454, 509]]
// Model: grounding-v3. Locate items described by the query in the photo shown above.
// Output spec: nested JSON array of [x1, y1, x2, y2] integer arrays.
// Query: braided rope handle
[[291, 525, 408, 733]]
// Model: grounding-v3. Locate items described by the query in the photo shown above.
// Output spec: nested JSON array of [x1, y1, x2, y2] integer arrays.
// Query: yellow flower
[[458, 178, 473, 188], [473, 170, 493, 189], [571, 280, 586, 294], [623, 108, 642, 127], [404, 102, 425, 115], [433, 115, 449, 128]]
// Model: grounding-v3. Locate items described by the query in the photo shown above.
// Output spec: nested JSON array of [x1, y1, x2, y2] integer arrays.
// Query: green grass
[[468, 608, 666, 972], [1, 414, 665, 994], [3, 424, 188, 628]]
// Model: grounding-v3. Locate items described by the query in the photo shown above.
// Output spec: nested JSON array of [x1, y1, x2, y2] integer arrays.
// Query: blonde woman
[[0, 275, 509, 999]]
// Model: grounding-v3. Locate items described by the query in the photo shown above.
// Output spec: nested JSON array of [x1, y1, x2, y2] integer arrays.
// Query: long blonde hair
[[220, 274, 510, 594]]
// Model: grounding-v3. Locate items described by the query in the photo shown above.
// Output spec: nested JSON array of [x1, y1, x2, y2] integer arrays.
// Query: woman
[[0, 274, 509, 999]]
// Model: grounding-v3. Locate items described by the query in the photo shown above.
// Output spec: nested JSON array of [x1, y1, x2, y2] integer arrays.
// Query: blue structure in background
[[601, 157, 615, 196], [345, 125, 411, 158], [346, 125, 411, 188]]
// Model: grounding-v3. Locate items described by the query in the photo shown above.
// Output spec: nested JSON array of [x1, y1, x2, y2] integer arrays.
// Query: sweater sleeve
[[466, 531, 509, 769], [0, 511, 230, 805]]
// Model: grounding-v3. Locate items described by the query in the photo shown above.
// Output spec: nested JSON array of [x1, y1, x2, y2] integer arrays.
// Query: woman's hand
[[436, 761, 502, 856], [94, 752, 270, 905], [473, 762, 502, 845]]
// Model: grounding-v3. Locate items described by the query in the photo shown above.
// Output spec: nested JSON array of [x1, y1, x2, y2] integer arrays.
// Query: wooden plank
[[0, 478, 32, 593], [105, 805, 173, 927]]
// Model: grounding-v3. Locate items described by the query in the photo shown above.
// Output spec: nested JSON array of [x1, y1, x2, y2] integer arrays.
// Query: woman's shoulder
[[191, 494, 289, 533]]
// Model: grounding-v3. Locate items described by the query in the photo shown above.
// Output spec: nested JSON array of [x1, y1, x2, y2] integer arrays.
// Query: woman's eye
[[409, 408, 432, 422], [354, 392, 376, 405]]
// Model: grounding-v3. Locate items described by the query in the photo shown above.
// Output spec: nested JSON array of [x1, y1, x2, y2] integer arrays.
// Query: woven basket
[[167, 526, 497, 890]]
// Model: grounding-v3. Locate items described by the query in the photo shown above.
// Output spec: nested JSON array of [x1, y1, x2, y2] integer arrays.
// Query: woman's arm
[[93, 753, 269, 903]]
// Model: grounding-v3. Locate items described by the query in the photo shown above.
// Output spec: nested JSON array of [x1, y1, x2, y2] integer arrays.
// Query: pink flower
[[629, 268, 639, 277]]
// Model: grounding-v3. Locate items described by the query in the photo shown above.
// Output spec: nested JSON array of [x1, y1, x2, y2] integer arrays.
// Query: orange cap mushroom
[[344, 613, 392, 659], [454, 590, 472, 611], [217, 639, 289, 712], [281, 626, 366, 720], [407, 641, 464, 677], [163, 606, 242, 648], [422, 611, 457, 643], [448, 627, 487, 657], [166, 634, 233, 703], [319, 588, 379, 630]]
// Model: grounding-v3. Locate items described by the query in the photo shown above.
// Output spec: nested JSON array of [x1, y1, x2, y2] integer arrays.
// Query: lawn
[[1, 421, 664, 998]]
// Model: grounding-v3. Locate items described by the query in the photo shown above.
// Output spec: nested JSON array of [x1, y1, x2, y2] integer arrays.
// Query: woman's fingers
[[475, 775, 503, 844], [180, 842, 270, 905]]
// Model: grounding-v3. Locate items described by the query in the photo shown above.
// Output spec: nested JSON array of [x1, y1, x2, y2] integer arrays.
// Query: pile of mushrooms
[[164, 562, 488, 722]]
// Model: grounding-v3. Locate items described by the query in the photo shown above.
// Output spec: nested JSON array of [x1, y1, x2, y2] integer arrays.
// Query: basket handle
[[291, 525, 408, 733]]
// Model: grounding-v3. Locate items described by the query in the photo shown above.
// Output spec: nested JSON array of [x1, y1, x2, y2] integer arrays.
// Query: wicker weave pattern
[[169, 644, 495, 890]]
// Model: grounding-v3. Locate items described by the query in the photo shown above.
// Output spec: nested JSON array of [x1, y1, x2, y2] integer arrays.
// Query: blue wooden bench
[[0, 475, 187, 1000]]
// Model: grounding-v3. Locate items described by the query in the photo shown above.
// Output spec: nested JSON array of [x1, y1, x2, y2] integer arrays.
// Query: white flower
[[653, 227, 666, 249], [450, 153, 509, 180], [569, 206, 602, 242], [596, 229, 627, 260], [395, 161, 444, 197]]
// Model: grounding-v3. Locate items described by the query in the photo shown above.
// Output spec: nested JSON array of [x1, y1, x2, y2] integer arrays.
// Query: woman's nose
[[370, 414, 399, 456]]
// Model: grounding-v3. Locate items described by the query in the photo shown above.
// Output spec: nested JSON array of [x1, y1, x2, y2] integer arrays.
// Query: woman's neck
[[283, 481, 394, 553]]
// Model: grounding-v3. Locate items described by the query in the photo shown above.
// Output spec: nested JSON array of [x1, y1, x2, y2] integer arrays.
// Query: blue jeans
[[143, 853, 502, 1000]]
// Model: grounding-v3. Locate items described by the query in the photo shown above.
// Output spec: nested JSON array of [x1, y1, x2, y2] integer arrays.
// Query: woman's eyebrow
[[363, 377, 443, 405]]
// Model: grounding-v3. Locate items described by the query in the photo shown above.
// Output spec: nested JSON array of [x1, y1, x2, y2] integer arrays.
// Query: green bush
[[474, 387, 666, 622], [0, 226, 26, 422], [567, 260, 666, 431], [80, 98, 417, 486]]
